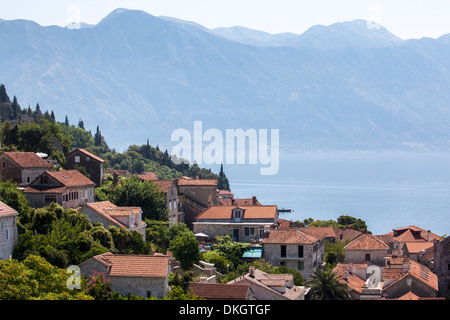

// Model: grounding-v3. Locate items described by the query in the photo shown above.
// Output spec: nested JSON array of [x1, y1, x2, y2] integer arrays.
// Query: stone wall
[[0, 215, 18, 260]]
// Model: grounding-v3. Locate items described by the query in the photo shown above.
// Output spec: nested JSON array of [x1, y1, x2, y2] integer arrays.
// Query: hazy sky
[[1, 0, 449, 39]]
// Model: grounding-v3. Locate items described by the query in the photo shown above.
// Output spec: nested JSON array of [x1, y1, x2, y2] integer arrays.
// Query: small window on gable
[[74, 156, 80, 163], [86, 157, 90, 161]]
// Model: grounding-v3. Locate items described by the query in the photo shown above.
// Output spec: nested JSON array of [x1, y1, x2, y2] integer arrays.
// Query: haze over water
[[211, 151, 450, 236]]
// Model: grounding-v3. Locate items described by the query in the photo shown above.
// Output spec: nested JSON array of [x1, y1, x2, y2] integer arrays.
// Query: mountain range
[[1, 8, 450, 152]]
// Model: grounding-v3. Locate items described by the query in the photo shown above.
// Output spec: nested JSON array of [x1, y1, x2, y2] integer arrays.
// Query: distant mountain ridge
[[1, 8, 450, 152]]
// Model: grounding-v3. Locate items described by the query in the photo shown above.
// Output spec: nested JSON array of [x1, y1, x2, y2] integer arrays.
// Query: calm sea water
[[205, 151, 450, 236]]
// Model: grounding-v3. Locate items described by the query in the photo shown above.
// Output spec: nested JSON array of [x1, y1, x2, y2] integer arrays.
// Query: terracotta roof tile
[[344, 234, 390, 250], [196, 205, 277, 220], [2, 152, 51, 168], [0, 200, 19, 217], [263, 228, 319, 244], [177, 177, 217, 186], [94, 252, 169, 278], [152, 180, 175, 193], [46, 170, 96, 187], [69, 148, 104, 163], [188, 283, 251, 300]]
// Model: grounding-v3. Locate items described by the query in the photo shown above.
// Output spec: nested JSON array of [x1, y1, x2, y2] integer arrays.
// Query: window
[[297, 261, 304, 270], [74, 156, 80, 163], [281, 245, 286, 258], [2, 161, 6, 168], [298, 245, 304, 258], [26, 176, 31, 183], [86, 157, 90, 161], [365, 253, 371, 261], [146, 291, 152, 298], [45, 195, 57, 203], [5, 228, 10, 241]]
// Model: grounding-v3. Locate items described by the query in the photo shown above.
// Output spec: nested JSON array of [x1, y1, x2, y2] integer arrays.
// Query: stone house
[[263, 227, 326, 279], [434, 236, 450, 297], [152, 179, 183, 225], [344, 233, 391, 265], [66, 148, 104, 187], [79, 252, 170, 298], [187, 282, 254, 300], [0, 151, 51, 186], [176, 176, 218, 208], [333, 255, 439, 300], [0, 201, 19, 260], [193, 205, 279, 243], [24, 170, 95, 209], [382, 255, 438, 299], [78, 201, 147, 240], [228, 266, 308, 300]]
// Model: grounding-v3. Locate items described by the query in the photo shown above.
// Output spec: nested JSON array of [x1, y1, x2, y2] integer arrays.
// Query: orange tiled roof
[[152, 180, 175, 193], [81, 201, 144, 229], [333, 263, 366, 294], [404, 241, 434, 254], [263, 228, 321, 244], [2, 152, 51, 168], [385, 225, 440, 242], [94, 252, 169, 278], [344, 233, 390, 250], [46, 170, 96, 187], [177, 177, 217, 186], [137, 172, 159, 181], [188, 283, 251, 300], [196, 205, 277, 220], [0, 200, 19, 217], [69, 148, 104, 163]]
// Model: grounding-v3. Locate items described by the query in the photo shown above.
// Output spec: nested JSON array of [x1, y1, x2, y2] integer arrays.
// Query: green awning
[[242, 247, 263, 259]]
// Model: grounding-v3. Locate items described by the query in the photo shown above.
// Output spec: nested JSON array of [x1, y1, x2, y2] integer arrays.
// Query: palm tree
[[306, 269, 351, 300]]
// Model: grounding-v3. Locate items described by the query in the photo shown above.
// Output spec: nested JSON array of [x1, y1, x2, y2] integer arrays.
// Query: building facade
[[66, 148, 104, 187], [0, 151, 51, 186], [24, 170, 95, 209], [0, 201, 19, 260]]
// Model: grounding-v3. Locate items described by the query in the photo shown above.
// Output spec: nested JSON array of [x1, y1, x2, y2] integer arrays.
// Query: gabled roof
[[187, 283, 252, 300], [263, 228, 321, 244], [385, 225, 440, 242], [24, 170, 95, 194], [177, 176, 217, 186], [152, 180, 175, 193], [80, 201, 144, 229], [1, 152, 51, 168], [333, 263, 366, 294], [45, 170, 96, 187], [67, 148, 104, 163], [87, 252, 169, 278], [196, 205, 277, 220], [344, 233, 390, 250], [136, 172, 159, 181], [0, 200, 19, 217]]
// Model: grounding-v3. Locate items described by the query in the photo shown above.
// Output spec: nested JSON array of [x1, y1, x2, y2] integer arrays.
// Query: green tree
[[0, 255, 93, 300], [106, 176, 168, 221], [217, 163, 230, 191], [0, 84, 10, 103], [306, 269, 351, 300], [168, 229, 200, 270]]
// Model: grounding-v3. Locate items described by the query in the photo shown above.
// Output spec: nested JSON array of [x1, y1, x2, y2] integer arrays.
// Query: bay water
[[207, 151, 450, 236]]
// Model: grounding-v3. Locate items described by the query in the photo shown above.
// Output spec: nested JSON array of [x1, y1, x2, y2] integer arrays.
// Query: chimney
[[343, 270, 349, 281], [252, 196, 257, 205], [113, 172, 119, 185], [10, 146, 15, 152], [231, 197, 235, 205], [195, 175, 199, 180], [249, 266, 255, 278], [427, 230, 431, 242]]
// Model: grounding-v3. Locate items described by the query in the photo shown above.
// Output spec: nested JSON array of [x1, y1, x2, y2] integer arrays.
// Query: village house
[[187, 282, 254, 300], [66, 148, 104, 187], [343, 233, 391, 265], [79, 252, 170, 299], [228, 266, 308, 300], [193, 205, 279, 243], [152, 179, 183, 225], [263, 227, 326, 279], [0, 151, 51, 186], [0, 201, 19, 260], [434, 236, 450, 297], [78, 201, 147, 240], [334, 253, 439, 300], [24, 170, 95, 209], [176, 176, 219, 208]]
